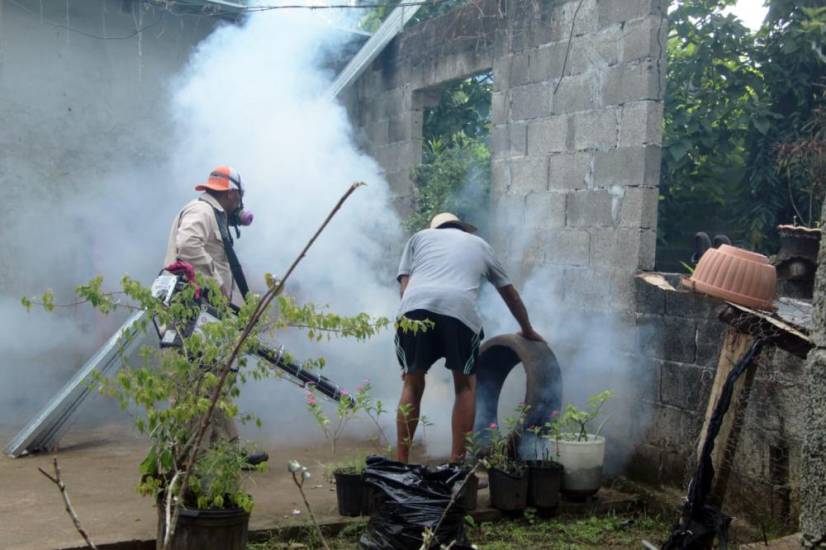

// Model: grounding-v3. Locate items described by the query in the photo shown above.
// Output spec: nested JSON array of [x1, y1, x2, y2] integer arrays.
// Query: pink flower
[[305, 392, 317, 405], [356, 385, 365, 393], [489, 423, 498, 430], [550, 410, 559, 418], [340, 389, 349, 397]]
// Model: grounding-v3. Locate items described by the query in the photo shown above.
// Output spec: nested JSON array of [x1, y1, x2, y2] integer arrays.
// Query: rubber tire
[[472, 334, 563, 434]]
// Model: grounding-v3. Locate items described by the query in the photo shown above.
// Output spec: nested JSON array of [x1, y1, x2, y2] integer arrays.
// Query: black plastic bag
[[359, 456, 474, 550]]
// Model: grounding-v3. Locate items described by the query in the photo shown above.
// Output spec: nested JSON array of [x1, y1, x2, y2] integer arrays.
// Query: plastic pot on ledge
[[682, 244, 777, 311]]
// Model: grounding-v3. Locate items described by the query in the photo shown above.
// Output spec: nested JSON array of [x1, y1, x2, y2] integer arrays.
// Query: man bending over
[[394, 212, 544, 463]]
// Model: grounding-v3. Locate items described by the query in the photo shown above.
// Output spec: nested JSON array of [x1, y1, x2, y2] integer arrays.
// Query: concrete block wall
[[490, 0, 666, 309], [347, 0, 667, 315], [633, 274, 805, 530]]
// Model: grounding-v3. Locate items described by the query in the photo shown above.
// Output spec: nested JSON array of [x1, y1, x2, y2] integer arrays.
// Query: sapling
[[546, 389, 614, 443]]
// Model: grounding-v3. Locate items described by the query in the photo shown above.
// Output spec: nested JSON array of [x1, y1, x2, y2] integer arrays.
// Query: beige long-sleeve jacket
[[164, 193, 242, 304]]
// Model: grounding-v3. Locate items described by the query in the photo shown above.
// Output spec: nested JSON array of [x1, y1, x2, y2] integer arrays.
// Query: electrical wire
[[6, 0, 164, 40], [5, 0, 447, 39]]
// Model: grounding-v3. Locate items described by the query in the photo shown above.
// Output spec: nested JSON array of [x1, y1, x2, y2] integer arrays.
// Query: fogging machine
[[150, 271, 351, 405]]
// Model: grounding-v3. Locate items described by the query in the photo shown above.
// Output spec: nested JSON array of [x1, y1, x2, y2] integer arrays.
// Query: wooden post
[[695, 327, 758, 504]]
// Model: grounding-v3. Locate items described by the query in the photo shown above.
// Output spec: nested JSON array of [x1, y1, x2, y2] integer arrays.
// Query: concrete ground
[[0, 425, 388, 550], [1, 424, 642, 550]]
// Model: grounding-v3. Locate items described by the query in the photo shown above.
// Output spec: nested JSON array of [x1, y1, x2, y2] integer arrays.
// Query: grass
[[247, 511, 673, 549]]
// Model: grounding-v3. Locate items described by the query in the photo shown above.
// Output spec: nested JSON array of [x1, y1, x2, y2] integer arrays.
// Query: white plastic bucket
[[551, 434, 605, 497]]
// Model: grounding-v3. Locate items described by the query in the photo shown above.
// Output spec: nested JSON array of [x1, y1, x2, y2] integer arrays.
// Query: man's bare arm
[[496, 284, 545, 342], [398, 275, 410, 298]]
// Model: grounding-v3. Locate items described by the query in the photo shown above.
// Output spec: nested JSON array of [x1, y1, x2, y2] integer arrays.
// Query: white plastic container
[[551, 434, 605, 498]]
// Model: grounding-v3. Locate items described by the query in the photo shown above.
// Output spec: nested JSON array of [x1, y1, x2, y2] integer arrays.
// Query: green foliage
[[481, 403, 529, 473], [660, 0, 826, 267], [407, 74, 492, 233], [24, 274, 391, 512], [547, 390, 613, 443], [305, 382, 372, 457], [324, 454, 369, 479], [249, 511, 672, 549]]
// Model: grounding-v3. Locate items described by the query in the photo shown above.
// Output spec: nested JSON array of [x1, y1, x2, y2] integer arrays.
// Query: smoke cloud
[[2, 4, 653, 472]]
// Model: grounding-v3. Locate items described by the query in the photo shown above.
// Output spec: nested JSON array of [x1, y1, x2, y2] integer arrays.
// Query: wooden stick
[[291, 471, 331, 550], [166, 182, 365, 546], [420, 462, 481, 550], [38, 458, 98, 550]]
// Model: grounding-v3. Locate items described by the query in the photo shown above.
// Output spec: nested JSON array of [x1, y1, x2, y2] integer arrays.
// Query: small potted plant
[[545, 390, 613, 500], [524, 423, 563, 510], [23, 273, 392, 548], [482, 406, 529, 512], [322, 455, 369, 517]]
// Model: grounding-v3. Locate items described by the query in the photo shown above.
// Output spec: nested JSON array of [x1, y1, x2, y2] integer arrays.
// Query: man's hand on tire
[[519, 328, 545, 342]]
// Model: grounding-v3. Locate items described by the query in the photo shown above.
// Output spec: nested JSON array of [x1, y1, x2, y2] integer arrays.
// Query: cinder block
[[548, 152, 592, 190], [619, 100, 664, 147], [566, 190, 615, 227], [491, 159, 511, 194], [509, 51, 532, 87], [509, 156, 548, 192], [660, 361, 710, 411], [601, 59, 662, 105], [611, 268, 639, 310], [618, 186, 659, 229], [492, 55, 512, 90], [645, 400, 703, 450], [639, 228, 657, 270], [571, 108, 619, 151], [637, 314, 698, 363], [364, 119, 389, 147], [589, 228, 646, 270], [491, 91, 509, 124], [561, 265, 617, 309], [491, 192, 525, 227], [524, 190, 567, 228], [510, 82, 552, 121], [388, 115, 417, 143], [665, 288, 723, 319], [545, 230, 591, 266], [598, 0, 661, 28], [621, 15, 664, 63], [635, 274, 667, 315], [594, 145, 662, 188], [554, 0, 599, 38], [527, 115, 569, 156], [491, 123, 527, 160], [530, 42, 567, 81], [552, 71, 599, 114], [567, 28, 621, 76], [695, 319, 725, 367]]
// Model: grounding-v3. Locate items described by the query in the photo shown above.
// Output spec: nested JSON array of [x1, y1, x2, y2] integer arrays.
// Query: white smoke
[[0, 8, 420, 453]]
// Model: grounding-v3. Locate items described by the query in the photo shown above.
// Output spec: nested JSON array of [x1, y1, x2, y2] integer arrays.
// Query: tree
[[658, 0, 825, 269]]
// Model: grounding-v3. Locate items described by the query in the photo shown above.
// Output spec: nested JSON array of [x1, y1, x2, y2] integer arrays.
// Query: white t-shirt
[[397, 228, 511, 334]]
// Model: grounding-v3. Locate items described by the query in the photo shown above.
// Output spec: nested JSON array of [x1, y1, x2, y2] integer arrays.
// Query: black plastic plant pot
[[334, 470, 364, 517], [156, 505, 250, 550], [456, 472, 479, 512], [488, 467, 528, 512], [361, 481, 385, 516], [526, 460, 563, 509]]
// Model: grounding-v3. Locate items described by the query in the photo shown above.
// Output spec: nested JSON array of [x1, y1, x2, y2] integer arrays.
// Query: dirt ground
[[0, 424, 398, 550]]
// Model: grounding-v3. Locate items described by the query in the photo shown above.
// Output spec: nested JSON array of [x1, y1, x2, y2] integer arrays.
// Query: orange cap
[[195, 166, 243, 193]]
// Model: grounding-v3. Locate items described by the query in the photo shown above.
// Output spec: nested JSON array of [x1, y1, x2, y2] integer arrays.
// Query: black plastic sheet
[[359, 457, 473, 550]]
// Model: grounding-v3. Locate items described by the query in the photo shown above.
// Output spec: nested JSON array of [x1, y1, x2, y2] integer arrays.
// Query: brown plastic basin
[[682, 244, 777, 311]]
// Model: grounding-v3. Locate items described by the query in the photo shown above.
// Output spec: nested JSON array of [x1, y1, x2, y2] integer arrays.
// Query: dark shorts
[[395, 309, 484, 375]]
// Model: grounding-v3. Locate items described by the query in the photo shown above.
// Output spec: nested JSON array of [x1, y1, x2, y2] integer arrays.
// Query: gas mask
[[228, 181, 253, 238]]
